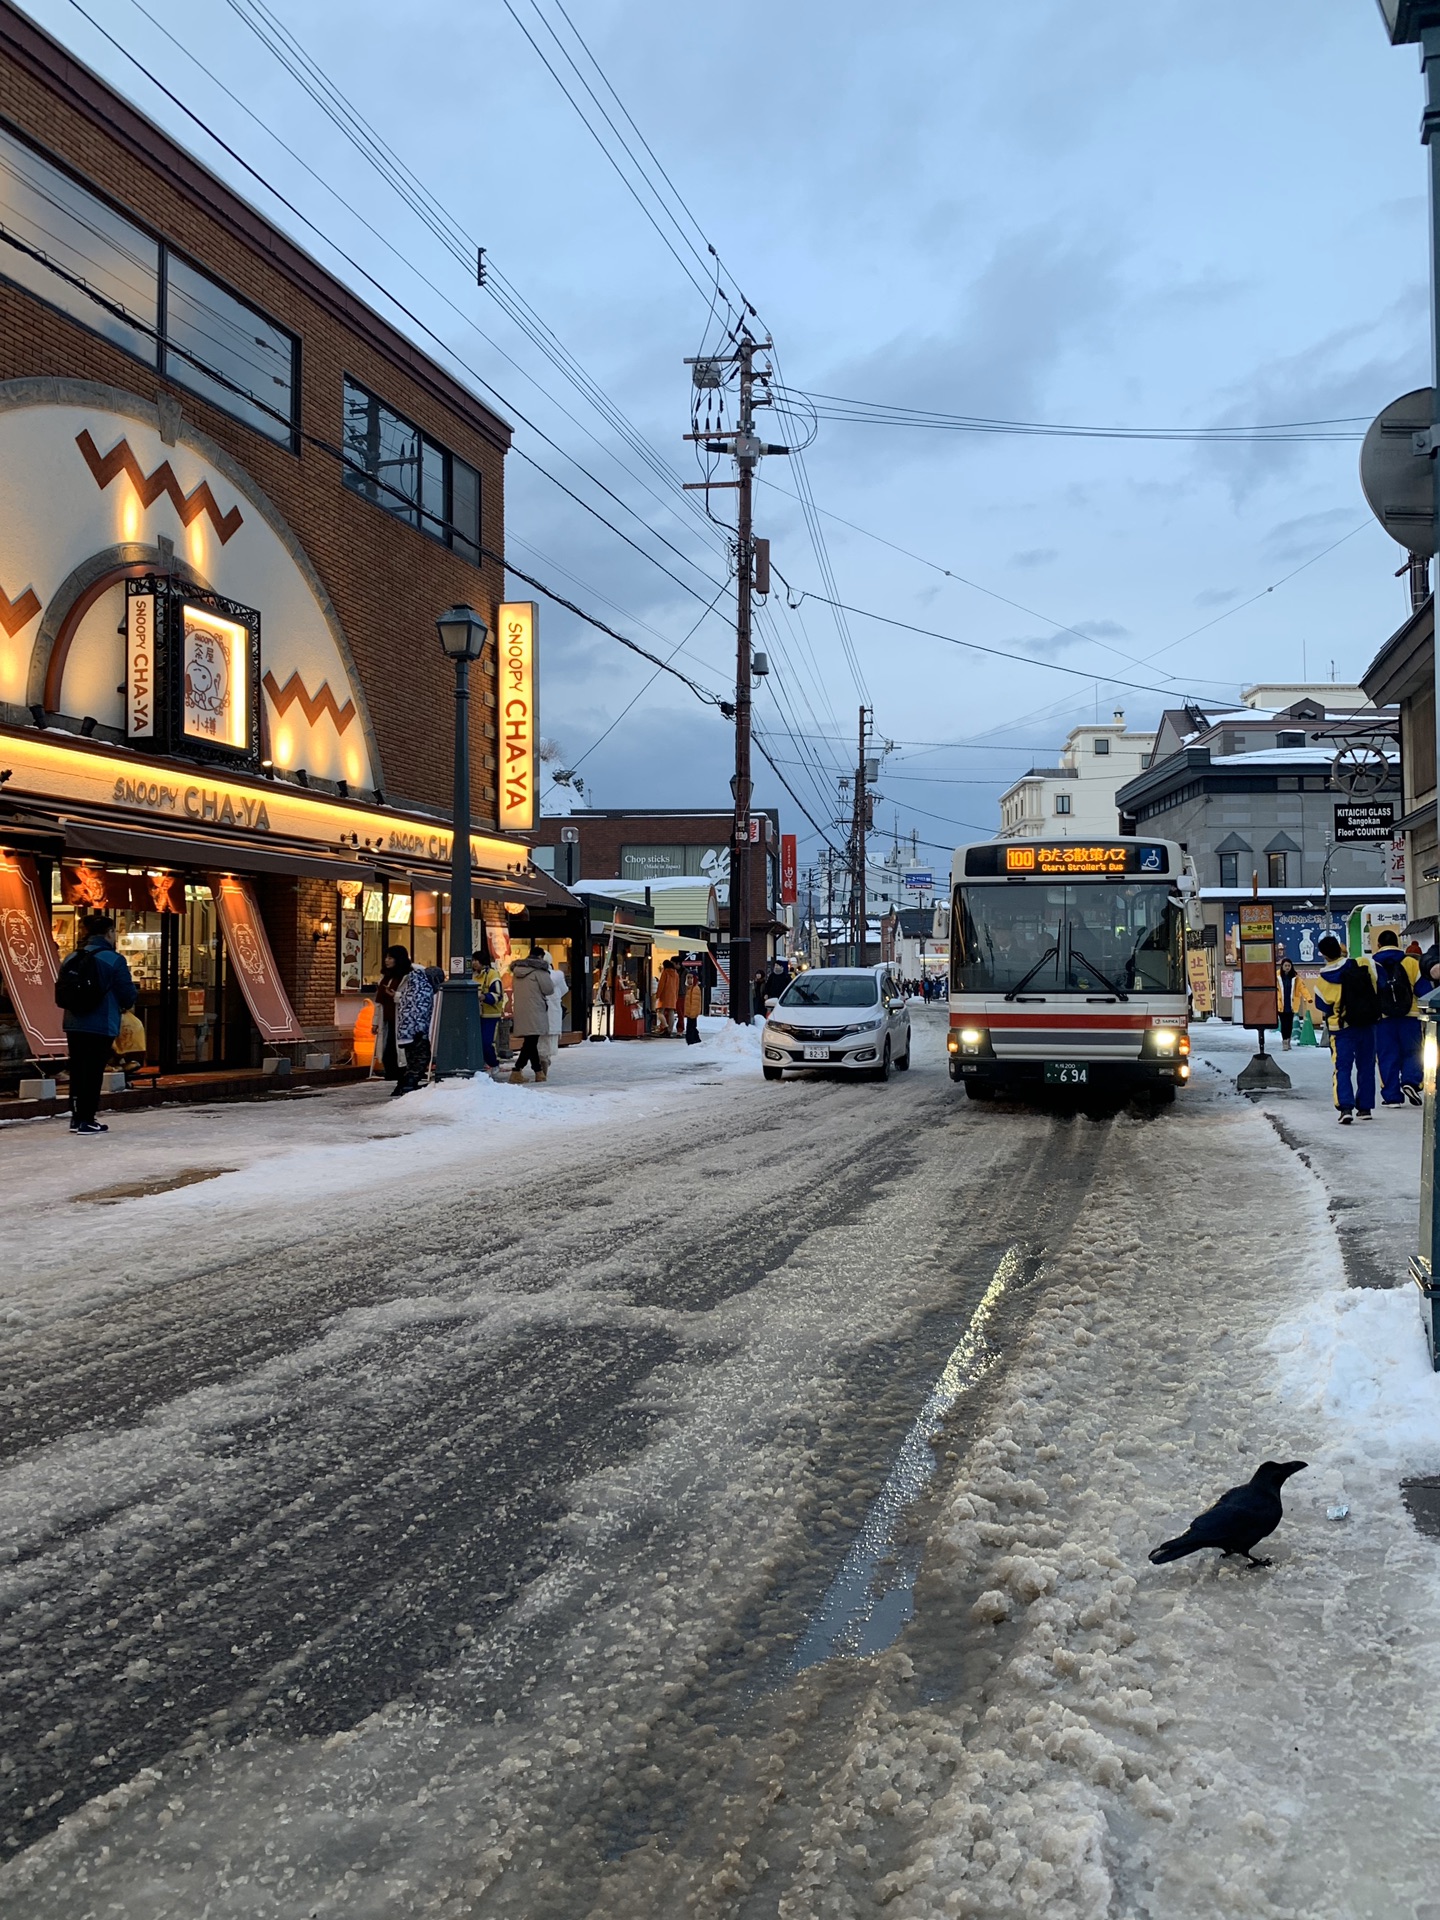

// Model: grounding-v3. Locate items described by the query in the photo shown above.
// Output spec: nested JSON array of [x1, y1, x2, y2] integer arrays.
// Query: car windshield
[[953, 881, 1184, 995], [778, 975, 879, 1009]]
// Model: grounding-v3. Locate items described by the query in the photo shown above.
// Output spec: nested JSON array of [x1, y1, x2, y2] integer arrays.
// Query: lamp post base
[[433, 980, 485, 1076]]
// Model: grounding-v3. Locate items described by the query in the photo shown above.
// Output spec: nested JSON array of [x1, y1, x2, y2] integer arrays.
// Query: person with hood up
[[509, 940, 555, 1082], [57, 912, 137, 1134], [1313, 932, 1379, 1124], [655, 956, 680, 1035], [1371, 927, 1422, 1106], [683, 964, 703, 1045], [389, 946, 435, 1097]]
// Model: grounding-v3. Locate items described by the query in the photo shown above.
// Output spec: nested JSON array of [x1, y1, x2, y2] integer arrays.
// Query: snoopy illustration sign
[[497, 602, 537, 835]]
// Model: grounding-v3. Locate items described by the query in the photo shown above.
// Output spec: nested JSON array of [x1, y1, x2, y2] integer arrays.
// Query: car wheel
[[873, 1037, 892, 1083], [965, 1080, 996, 1101], [763, 1064, 783, 1082], [894, 1026, 912, 1070]]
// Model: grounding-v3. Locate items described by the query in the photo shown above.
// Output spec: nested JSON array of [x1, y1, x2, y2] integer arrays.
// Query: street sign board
[[902, 870, 933, 890], [1334, 801, 1397, 842], [1360, 387, 1437, 556], [1238, 900, 1278, 1032]]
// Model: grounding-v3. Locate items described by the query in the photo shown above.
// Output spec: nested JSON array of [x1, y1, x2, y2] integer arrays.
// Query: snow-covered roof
[[1203, 747, 1397, 768], [577, 876, 720, 928]]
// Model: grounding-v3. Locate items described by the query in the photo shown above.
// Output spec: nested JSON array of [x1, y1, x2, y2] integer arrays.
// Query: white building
[[997, 712, 1157, 840]]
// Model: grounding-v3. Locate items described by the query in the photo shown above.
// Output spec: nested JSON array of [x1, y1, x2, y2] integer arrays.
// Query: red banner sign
[[0, 852, 68, 1056], [212, 875, 305, 1043], [780, 833, 798, 905]]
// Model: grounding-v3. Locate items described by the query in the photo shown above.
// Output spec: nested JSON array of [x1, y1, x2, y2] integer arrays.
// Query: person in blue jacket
[[1371, 929, 1422, 1107], [61, 913, 137, 1135], [1313, 933, 1378, 1125]]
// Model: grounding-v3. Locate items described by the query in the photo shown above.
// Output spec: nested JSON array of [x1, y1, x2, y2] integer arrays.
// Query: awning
[[60, 819, 382, 884], [0, 851, 68, 1056], [212, 875, 305, 1043], [0, 806, 66, 859]]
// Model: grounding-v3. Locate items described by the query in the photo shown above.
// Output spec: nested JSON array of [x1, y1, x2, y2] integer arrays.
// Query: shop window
[[342, 376, 481, 563], [0, 119, 158, 358], [0, 119, 298, 446], [361, 885, 386, 987], [1267, 851, 1288, 888], [412, 889, 440, 970], [1219, 852, 1239, 888], [163, 254, 297, 444]]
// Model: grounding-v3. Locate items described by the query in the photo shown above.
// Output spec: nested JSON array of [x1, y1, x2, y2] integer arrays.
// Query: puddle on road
[[74, 1166, 235, 1204], [793, 1242, 1032, 1669]]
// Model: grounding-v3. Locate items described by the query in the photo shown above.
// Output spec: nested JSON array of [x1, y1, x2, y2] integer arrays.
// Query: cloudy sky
[[24, 0, 1433, 870]]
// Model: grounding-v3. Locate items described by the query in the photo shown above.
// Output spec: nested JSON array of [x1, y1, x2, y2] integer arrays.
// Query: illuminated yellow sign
[[0, 728, 531, 877], [497, 601, 537, 834], [1005, 844, 1132, 876], [181, 604, 250, 750]]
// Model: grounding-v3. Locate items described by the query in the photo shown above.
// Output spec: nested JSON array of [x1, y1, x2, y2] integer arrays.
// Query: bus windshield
[[953, 881, 1184, 996]]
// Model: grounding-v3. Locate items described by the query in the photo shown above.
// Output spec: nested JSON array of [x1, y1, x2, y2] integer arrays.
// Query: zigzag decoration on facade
[[0, 582, 41, 637], [262, 669, 356, 735], [75, 429, 245, 545]]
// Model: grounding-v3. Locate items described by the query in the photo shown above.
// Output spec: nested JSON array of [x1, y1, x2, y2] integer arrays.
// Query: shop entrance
[[53, 868, 256, 1071]]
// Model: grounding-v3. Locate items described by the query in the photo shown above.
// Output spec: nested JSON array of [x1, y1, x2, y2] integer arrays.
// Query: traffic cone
[[1298, 1008, 1317, 1047]]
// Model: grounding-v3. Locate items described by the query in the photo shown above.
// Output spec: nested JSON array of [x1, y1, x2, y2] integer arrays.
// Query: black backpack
[[54, 947, 107, 1016], [1340, 958, 1381, 1029], [1374, 951, 1414, 1021]]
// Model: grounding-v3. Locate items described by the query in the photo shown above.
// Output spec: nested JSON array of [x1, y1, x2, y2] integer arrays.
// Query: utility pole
[[851, 705, 874, 965], [683, 335, 786, 1021]]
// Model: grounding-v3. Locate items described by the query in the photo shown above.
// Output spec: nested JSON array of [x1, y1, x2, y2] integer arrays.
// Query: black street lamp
[[434, 603, 488, 1074]]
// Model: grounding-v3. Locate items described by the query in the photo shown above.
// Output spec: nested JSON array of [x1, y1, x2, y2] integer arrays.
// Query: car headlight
[[949, 1026, 992, 1056], [843, 1016, 885, 1036]]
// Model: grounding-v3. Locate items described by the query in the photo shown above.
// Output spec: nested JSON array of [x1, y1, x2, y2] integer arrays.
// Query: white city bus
[[946, 838, 1193, 1102]]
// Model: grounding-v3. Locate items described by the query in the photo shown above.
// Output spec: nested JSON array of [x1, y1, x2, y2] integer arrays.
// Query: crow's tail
[[1148, 1533, 1201, 1565]]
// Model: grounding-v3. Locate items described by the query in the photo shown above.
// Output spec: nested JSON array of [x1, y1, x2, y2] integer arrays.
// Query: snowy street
[[3, 1010, 1440, 1918]]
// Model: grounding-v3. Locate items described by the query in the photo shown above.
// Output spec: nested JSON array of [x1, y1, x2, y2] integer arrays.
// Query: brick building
[[0, 3, 544, 1082], [529, 807, 786, 955]]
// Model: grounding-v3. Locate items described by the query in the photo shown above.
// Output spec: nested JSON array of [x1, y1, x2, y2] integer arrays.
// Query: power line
[[773, 387, 1370, 443]]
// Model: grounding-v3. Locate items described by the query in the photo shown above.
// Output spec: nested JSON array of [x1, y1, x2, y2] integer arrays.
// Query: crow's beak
[[1280, 1461, 1308, 1479]]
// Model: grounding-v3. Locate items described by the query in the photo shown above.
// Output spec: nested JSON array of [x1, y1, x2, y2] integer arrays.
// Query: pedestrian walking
[[763, 958, 790, 1006], [54, 912, 137, 1134], [539, 947, 567, 1073], [655, 955, 680, 1036], [508, 941, 555, 1081], [389, 946, 434, 1097], [1371, 928, 1422, 1106], [753, 970, 767, 1021], [1314, 933, 1380, 1124], [683, 966, 703, 1045], [472, 945, 506, 1072], [1276, 955, 1298, 1051], [373, 947, 403, 1081]]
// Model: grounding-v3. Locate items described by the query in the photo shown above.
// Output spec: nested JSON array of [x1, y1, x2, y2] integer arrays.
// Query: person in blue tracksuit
[[1313, 933, 1378, 1124], [1371, 929, 1422, 1107]]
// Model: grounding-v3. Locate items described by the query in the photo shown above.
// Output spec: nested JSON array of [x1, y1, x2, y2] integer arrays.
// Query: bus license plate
[[1045, 1062, 1088, 1085], [803, 1045, 831, 1062]]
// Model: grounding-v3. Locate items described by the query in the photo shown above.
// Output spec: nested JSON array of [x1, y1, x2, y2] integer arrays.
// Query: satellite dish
[[1360, 388, 1436, 557]]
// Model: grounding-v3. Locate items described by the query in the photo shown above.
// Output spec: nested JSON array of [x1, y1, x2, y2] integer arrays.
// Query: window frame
[[1054, 792, 1072, 815], [1219, 852, 1239, 888], [341, 373, 482, 564], [0, 114, 300, 449], [1093, 735, 1111, 755], [1266, 851, 1288, 889]]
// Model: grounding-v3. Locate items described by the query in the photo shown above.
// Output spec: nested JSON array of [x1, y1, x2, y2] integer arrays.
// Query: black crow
[[1149, 1460, 1307, 1569]]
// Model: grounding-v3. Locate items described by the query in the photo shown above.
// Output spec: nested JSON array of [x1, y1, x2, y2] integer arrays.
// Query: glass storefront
[[50, 864, 252, 1070]]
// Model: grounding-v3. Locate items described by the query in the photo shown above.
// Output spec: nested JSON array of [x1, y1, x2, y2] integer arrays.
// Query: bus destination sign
[[999, 843, 1169, 877]]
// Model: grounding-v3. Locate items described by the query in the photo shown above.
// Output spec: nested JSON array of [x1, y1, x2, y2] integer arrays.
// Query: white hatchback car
[[761, 967, 912, 1081]]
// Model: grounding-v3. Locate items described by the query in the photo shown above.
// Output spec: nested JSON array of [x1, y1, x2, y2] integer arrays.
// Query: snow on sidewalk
[[1, 1018, 764, 1307], [773, 1061, 1440, 1919]]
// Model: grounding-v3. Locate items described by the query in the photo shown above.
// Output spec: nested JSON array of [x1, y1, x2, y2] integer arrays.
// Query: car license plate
[[1045, 1062, 1088, 1085], [803, 1044, 831, 1062]]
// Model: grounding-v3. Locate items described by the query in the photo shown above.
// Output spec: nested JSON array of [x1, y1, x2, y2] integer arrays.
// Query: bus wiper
[[1004, 945, 1059, 1000], [1068, 945, 1129, 1000]]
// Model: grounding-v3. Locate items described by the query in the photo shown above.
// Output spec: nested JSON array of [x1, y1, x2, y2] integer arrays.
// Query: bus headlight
[[1143, 1027, 1188, 1057], [950, 1026, 991, 1056]]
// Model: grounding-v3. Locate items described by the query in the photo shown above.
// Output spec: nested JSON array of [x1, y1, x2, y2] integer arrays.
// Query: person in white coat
[[508, 943, 556, 1082], [539, 949, 568, 1071]]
